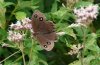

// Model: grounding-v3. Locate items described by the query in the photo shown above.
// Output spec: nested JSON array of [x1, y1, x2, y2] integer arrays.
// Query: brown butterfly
[[31, 10, 57, 51]]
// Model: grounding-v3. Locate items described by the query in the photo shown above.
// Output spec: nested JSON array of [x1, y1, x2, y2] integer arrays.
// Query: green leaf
[[31, 0, 41, 5], [24, 38, 32, 48], [34, 45, 43, 51], [30, 6, 39, 10], [28, 50, 39, 65], [4, 2, 14, 7], [17, 0, 39, 10], [39, 60, 48, 65], [51, 1, 57, 12], [4, 60, 12, 65], [85, 33, 99, 52], [52, 7, 74, 20], [73, 27, 88, 37], [0, 1, 6, 29], [96, 30, 100, 37], [15, 11, 26, 20], [0, 29, 7, 41], [90, 58, 100, 65], [4, 60, 21, 65], [66, 27, 76, 39], [75, 1, 92, 8], [0, 46, 6, 55], [17, 1, 31, 9], [69, 55, 95, 65], [0, 0, 4, 3]]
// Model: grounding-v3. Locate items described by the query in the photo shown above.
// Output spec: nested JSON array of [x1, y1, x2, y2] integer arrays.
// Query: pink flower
[[23, 23, 32, 29], [7, 31, 24, 42], [73, 4, 99, 26], [10, 18, 32, 30], [10, 21, 23, 30], [21, 18, 32, 29]]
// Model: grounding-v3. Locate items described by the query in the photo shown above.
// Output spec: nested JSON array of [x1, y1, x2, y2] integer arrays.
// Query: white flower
[[16, 21, 21, 25], [22, 17, 31, 24], [74, 8, 78, 14], [68, 23, 86, 28], [76, 19, 82, 23], [56, 32, 66, 36], [68, 44, 84, 55], [2, 43, 9, 47], [30, 29, 34, 33], [68, 23, 80, 27], [10, 23, 15, 28]]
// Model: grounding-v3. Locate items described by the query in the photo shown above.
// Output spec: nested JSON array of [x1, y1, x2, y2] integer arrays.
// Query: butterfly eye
[[44, 45, 47, 48], [34, 14, 38, 18], [47, 42, 51, 45], [39, 17, 43, 21]]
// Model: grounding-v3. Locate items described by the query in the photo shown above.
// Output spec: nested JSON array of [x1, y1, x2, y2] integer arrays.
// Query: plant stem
[[0, 50, 20, 63], [22, 50, 26, 65], [80, 26, 86, 65], [18, 42, 26, 65], [28, 39, 34, 65], [28, 46, 33, 65], [6, 3, 18, 29], [80, 50, 84, 65], [14, 56, 22, 63], [9, 4, 18, 21]]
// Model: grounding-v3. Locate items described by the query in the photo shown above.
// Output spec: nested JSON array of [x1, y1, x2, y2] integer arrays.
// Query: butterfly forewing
[[31, 10, 47, 33], [45, 21, 55, 33]]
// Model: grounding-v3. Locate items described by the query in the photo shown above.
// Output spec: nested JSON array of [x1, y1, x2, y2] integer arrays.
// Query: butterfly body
[[31, 10, 57, 51]]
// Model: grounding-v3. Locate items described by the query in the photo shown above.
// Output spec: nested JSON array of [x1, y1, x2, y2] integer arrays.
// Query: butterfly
[[31, 10, 57, 51]]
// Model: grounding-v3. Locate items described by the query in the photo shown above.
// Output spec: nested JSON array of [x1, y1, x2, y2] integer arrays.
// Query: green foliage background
[[0, 0, 100, 65]]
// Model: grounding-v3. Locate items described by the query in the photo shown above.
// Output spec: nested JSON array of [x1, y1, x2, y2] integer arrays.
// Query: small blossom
[[23, 23, 32, 29], [7, 31, 24, 42], [68, 44, 84, 55], [22, 17, 31, 23], [30, 29, 34, 33], [68, 23, 80, 27], [56, 32, 66, 36], [10, 21, 23, 30], [2, 43, 9, 47], [68, 23, 86, 28], [22, 18, 32, 29]]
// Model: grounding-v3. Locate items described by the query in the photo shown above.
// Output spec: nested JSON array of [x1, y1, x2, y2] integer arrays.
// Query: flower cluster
[[10, 18, 32, 30], [69, 4, 99, 28], [7, 31, 24, 42], [8, 18, 32, 42], [74, 4, 98, 26], [68, 44, 84, 55]]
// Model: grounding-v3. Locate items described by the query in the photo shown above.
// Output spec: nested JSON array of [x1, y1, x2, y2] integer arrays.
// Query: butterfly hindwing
[[36, 34, 54, 51]]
